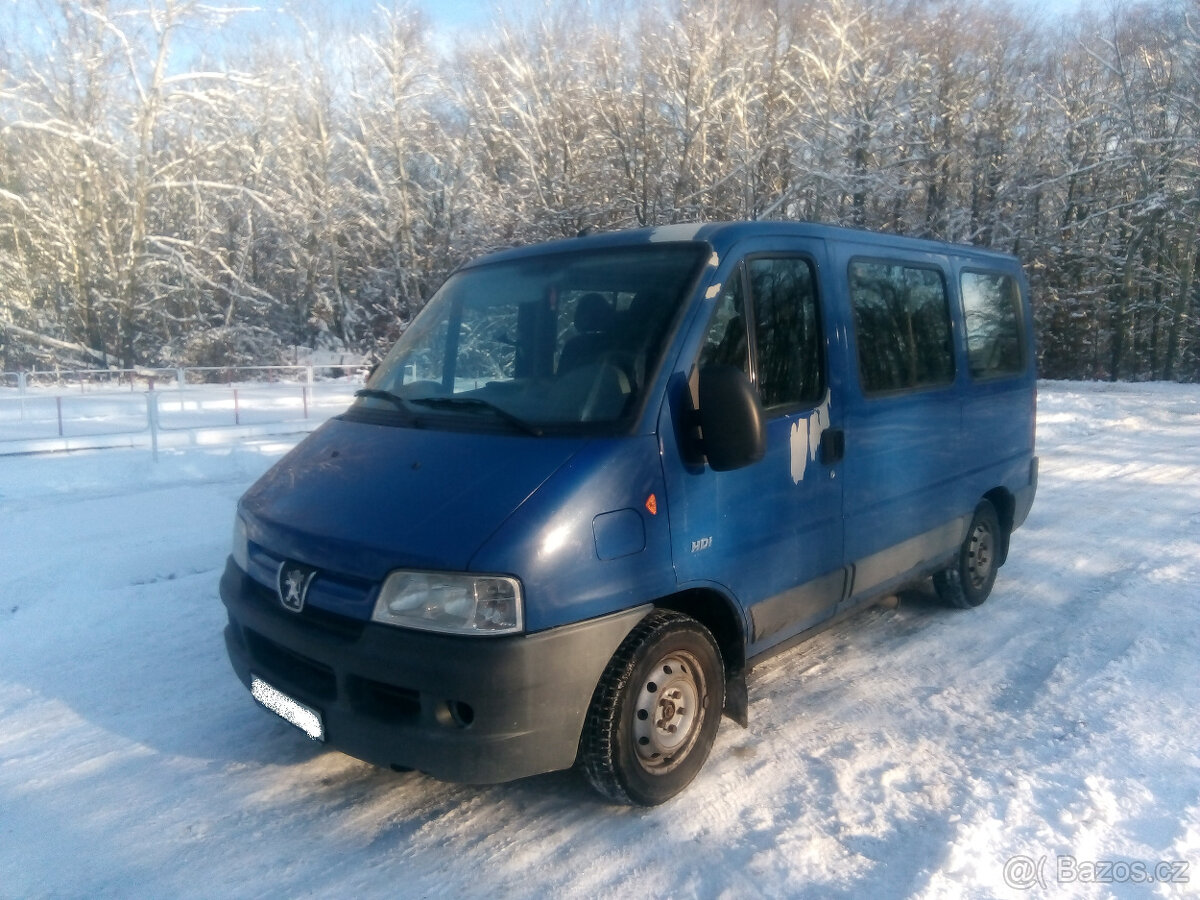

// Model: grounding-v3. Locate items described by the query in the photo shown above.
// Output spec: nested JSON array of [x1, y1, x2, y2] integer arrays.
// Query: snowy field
[[0, 380, 359, 454], [1, 381, 1197, 899]]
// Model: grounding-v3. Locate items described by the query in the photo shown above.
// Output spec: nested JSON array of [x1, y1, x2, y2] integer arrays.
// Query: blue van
[[221, 221, 1037, 805]]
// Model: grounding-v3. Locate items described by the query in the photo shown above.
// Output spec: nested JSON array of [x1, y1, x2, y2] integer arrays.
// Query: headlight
[[372, 570, 524, 636], [231, 515, 250, 572]]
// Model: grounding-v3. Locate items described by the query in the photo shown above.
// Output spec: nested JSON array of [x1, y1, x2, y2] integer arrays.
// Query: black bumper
[[220, 559, 649, 784]]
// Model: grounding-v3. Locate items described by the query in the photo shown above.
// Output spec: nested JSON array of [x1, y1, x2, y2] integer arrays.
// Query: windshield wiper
[[354, 387, 409, 411], [409, 396, 543, 436]]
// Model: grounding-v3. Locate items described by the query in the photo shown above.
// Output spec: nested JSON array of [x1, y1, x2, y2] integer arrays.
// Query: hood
[[240, 417, 586, 580]]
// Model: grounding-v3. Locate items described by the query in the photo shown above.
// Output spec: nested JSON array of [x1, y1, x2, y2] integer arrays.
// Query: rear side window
[[961, 271, 1024, 378], [850, 260, 954, 394]]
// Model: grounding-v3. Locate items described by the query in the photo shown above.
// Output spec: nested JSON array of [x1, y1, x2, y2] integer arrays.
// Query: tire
[[934, 500, 1001, 608], [580, 610, 724, 806]]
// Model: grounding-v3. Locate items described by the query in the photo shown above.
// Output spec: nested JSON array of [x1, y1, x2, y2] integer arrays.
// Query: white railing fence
[[0, 365, 364, 458], [1, 364, 365, 392]]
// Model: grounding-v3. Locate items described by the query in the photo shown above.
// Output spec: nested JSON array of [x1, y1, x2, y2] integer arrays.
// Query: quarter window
[[699, 269, 750, 375], [850, 261, 954, 394], [961, 271, 1024, 378]]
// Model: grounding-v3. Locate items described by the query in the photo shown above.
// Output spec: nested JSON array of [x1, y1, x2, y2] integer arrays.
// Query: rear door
[[660, 239, 846, 657]]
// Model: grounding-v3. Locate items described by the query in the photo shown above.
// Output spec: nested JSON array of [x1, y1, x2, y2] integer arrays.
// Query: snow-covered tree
[[0, 0, 1196, 380]]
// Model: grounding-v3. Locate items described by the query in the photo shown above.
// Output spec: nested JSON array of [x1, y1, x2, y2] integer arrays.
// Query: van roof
[[464, 220, 1021, 270]]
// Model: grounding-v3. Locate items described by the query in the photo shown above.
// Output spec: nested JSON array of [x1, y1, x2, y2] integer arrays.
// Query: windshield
[[358, 243, 708, 432]]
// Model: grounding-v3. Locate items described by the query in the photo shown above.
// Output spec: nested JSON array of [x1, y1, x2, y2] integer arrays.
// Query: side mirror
[[697, 365, 766, 471]]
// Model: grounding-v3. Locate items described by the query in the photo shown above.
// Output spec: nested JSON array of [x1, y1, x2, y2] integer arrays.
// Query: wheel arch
[[983, 487, 1015, 565], [653, 587, 750, 727]]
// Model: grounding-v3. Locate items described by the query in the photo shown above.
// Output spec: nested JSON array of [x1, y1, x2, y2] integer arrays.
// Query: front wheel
[[934, 500, 1001, 608], [580, 610, 724, 806]]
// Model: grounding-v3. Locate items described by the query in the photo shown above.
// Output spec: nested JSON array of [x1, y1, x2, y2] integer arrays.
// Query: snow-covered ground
[[0, 380, 358, 454], [1, 381, 1197, 899]]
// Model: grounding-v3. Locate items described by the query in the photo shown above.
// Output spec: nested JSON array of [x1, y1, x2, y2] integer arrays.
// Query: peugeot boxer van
[[220, 221, 1037, 805]]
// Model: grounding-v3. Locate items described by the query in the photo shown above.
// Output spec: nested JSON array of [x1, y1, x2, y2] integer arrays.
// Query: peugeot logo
[[277, 562, 317, 613]]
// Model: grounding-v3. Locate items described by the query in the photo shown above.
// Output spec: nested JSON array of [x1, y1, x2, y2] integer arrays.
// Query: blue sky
[[293, 0, 521, 32], [382, 0, 1097, 35], [1, 0, 1105, 70], [418, 0, 506, 29], [169, 0, 1108, 54]]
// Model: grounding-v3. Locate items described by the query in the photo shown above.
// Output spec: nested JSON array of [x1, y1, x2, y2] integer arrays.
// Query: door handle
[[820, 428, 845, 464]]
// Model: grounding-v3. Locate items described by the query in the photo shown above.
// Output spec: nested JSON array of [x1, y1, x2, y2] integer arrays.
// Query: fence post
[[56, 396, 64, 437], [234, 388, 240, 425], [147, 391, 160, 462], [177, 368, 185, 390], [302, 384, 309, 419], [306, 365, 314, 386], [17, 372, 27, 395]]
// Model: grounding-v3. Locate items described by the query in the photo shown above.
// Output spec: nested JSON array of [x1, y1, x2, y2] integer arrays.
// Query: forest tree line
[[1, 0, 1198, 381]]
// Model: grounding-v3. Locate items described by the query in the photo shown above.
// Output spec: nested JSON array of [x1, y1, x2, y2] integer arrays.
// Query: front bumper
[[220, 558, 649, 784]]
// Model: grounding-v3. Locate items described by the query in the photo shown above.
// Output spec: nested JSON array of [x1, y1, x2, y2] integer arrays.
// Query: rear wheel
[[580, 610, 724, 806], [934, 500, 1001, 608]]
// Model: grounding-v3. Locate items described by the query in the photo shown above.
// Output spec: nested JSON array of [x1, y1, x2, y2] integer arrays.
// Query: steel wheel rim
[[966, 521, 995, 590], [632, 650, 704, 774]]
